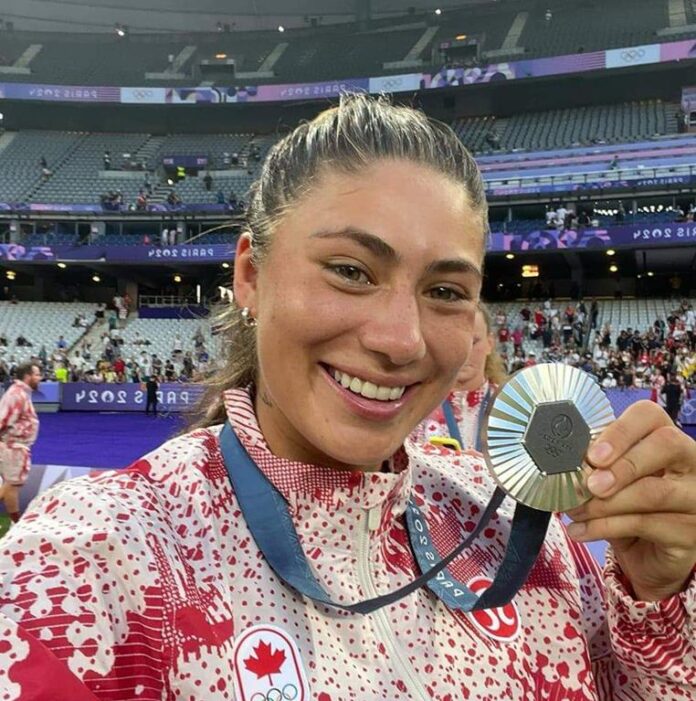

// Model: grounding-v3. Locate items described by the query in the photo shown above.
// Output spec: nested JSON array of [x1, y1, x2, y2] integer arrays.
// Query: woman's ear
[[233, 233, 258, 313]]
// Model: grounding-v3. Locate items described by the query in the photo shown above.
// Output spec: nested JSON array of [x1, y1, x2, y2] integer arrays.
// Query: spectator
[[54, 362, 68, 383], [103, 150, 111, 170], [144, 375, 159, 416], [661, 373, 683, 424], [172, 334, 183, 356], [151, 354, 163, 377], [203, 172, 213, 191]]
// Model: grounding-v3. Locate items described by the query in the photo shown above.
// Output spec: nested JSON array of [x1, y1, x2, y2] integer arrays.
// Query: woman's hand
[[566, 400, 696, 602]]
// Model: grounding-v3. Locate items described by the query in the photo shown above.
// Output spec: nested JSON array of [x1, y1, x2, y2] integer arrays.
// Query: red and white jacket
[[0, 387, 693, 700], [0, 381, 39, 450], [412, 381, 493, 451]]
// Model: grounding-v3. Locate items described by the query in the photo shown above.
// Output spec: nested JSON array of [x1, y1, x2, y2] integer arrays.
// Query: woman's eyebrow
[[425, 258, 482, 280], [310, 227, 482, 281], [310, 228, 400, 263]]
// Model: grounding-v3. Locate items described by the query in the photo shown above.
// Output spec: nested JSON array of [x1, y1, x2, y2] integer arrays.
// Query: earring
[[241, 307, 258, 328]]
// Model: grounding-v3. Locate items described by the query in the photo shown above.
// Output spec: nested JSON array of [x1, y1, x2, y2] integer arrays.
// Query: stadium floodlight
[[606, 249, 615, 256], [278, 25, 285, 32]]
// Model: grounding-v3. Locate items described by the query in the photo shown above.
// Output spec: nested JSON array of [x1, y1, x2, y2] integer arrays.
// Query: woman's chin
[[319, 432, 405, 472]]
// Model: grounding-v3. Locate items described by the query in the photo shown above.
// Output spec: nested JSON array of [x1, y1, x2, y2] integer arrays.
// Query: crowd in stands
[[1, 295, 693, 423], [494, 299, 695, 413], [0, 297, 218, 388]]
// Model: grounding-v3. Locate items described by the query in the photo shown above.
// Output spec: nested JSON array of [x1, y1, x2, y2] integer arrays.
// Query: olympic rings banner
[[0, 38, 693, 106]]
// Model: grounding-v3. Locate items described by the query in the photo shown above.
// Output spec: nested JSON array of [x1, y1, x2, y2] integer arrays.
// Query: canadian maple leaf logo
[[243, 640, 286, 685]]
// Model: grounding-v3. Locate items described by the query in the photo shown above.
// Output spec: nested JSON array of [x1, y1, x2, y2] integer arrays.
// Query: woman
[[0, 96, 694, 701], [412, 303, 507, 452]]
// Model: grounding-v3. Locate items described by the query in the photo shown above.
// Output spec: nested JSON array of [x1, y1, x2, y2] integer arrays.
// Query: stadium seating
[[0, 33, 191, 86], [0, 131, 84, 202], [31, 133, 150, 204], [468, 100, 680, 154], [0, 1, 686, 87], [0, 301, 96, 364], [117, 317, 218, 367], [517, 0, 668, 60], [274, 27, 425, 82], [592, 298, 693, 334]]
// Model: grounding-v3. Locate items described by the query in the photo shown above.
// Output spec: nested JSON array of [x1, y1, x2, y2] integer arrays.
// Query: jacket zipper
[[356, 506, 430, 701]]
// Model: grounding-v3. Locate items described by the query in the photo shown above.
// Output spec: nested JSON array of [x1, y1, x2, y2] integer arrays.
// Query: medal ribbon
[[219, 419, 551, 614]]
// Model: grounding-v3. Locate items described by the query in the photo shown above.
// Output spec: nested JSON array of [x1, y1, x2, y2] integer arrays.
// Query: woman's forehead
[[280, 160, 486, 260]]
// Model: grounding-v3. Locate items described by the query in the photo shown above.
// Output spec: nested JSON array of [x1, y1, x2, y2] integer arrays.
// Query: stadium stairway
[[67, 313, 107, 355], [0, 132, 17, 158], [25, 132, 90, 202], [132, 135, 167, 170]]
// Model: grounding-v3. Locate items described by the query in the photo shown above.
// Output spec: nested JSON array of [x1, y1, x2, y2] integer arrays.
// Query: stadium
[[0, 0, 694, 698]]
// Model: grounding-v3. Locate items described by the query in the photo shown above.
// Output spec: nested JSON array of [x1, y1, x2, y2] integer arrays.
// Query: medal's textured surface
[[481, 364, 615, 512]]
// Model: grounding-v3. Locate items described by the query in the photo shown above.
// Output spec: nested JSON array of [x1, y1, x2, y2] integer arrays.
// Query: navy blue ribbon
[[219, 418, 551, 614]]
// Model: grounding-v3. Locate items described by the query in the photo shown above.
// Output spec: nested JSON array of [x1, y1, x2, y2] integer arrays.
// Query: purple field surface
[[33, 411, 186, 469]]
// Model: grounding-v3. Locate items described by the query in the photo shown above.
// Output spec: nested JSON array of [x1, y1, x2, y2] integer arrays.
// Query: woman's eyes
[[327, 265, 469, 304], [329, 264, 372, 285], [427, 286, 468, 303]]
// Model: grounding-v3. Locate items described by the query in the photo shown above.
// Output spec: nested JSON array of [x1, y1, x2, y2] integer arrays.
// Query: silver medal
[[481, 364, 615, 512]]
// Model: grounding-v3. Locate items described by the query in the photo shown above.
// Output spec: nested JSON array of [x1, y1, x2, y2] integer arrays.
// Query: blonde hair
[[190, 93, 489, 429], [478, 302, 508, 386]]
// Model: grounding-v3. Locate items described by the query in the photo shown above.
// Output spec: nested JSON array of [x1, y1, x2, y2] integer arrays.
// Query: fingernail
[[587, 470, 616, 495], [588, 441, 613, 463], [567, 522, 587, 539]]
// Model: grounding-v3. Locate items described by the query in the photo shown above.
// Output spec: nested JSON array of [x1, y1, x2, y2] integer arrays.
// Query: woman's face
[[453, 311, 494, 391], [234, 159, 485, 470]]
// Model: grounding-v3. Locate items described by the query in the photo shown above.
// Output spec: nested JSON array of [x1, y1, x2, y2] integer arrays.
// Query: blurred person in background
[[413, 303, 507, 451], [0, 363, 40, 523]]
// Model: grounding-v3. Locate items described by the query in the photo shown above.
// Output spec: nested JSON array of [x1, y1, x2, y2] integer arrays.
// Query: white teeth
[[375, 386, 392, 401], [360, 382, 378, 399], [328, 367, 406, 402]]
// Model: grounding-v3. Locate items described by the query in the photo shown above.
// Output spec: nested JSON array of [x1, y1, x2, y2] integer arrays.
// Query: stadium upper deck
[[0, 0, 689, 86]]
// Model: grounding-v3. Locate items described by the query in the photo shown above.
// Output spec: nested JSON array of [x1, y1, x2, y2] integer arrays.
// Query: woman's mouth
[[319, 363, 417, 421]]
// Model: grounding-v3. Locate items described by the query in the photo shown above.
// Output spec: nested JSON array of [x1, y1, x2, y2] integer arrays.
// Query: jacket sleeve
[[0, 387, 18, 435], [0, 475, 167, 700], [566, 535, 696, 699]]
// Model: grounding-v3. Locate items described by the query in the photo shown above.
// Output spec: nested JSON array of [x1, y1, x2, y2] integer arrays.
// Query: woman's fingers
[[566, 511, 696, 548], [567, 474, 696, 521], [584, 422, 695, 499], [585, 400, 672, 470]]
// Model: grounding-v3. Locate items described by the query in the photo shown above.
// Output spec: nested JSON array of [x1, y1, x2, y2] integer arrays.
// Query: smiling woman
[[0, 95, 695, 701]]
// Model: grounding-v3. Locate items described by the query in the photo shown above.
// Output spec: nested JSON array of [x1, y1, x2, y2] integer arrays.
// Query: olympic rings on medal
[[249, 684, 298, 701]]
